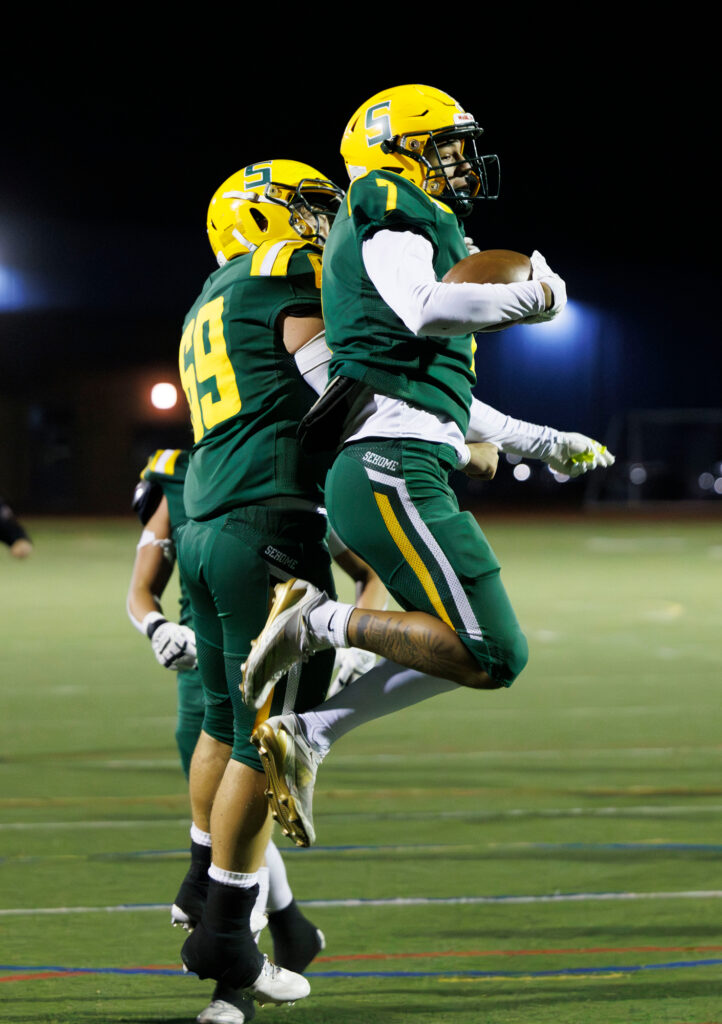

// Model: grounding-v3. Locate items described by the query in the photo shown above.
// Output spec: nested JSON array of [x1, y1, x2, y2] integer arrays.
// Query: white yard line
[[2, 890, 721, 917], [2, 802, 722, 831]]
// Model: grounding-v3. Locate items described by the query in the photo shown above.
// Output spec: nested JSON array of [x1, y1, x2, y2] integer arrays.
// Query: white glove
[[327, 647, 377, 698], [145, 613, 198, 670], [545, 432, 615, 477], [526, 250, 567, 322], [463, 236, 480, 255]]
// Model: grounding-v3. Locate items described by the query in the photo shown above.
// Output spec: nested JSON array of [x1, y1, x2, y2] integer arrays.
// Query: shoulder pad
[[132, 478, 163, 525], [143, 449, 185, 477], [249, 238, 314, 278], [347, 169, 449, 235]]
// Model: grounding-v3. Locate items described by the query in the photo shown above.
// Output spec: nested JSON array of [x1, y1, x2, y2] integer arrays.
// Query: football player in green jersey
[[127, 447, 354, 1023], [173, 159, 346, 1012], [128, 448, 202, 778], [241, 85, 614, 849]]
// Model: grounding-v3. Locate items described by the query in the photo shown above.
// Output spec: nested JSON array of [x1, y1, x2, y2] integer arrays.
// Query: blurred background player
[[128, 448, 201, 778], [1, 495, 33, 558], [242, 84, 614, 848], [173, 159, 346, 1014]]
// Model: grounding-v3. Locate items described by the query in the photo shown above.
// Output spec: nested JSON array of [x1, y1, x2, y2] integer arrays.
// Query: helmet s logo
[[365, 102, 391, 148], [244, 163, 272, 189]]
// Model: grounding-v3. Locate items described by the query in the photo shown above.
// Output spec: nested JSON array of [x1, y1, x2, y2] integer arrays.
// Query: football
[[443, 248, 531, 285]]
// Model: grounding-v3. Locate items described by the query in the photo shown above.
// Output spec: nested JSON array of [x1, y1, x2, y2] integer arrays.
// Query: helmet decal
[[243, 163, 273, 189], [365, 101, 392, 147]]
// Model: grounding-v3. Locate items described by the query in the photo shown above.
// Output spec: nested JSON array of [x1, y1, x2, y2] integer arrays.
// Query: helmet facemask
[[265, 178, 344, 246], [382, 124, 500, 218]]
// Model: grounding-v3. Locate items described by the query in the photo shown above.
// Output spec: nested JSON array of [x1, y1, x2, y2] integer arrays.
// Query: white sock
[[208, 863, 259, 888], [300, 659, 458, 754], [190, 822, 212, 847], [307, 598, 354, 647], [264, 839, 293, 913]]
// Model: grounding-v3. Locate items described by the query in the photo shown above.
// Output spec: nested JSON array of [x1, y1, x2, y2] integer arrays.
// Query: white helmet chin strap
[[231, 227, 257, 252]]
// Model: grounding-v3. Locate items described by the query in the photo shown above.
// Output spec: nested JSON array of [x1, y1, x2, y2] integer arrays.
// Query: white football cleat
[[241, 579, 330, 711], [196, 997, 253, 1023], [252, 713, 323, 847], [171, 903, 193, 931], [248, 954, 310, 1005]]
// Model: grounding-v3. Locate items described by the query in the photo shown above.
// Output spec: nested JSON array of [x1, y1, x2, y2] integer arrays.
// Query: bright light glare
[[0, 266, 26, 310], [698, 472, 714, 490], [629, 465, 647, 485], [151, 382, 178, 410], [513, 463, 531, 482], [524, 300, 585, 342], [714, 478, 722, 495]]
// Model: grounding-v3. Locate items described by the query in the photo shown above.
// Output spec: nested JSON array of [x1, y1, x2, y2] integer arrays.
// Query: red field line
[[0, 971, 87, 983]]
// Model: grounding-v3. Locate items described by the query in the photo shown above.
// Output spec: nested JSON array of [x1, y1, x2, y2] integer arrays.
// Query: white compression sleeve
[[300, 659, 458, 754], [362, 230, 547, 336], [294, 331, 332, 396], [265, 839, 293, 912], [467, 397, 562, 460]]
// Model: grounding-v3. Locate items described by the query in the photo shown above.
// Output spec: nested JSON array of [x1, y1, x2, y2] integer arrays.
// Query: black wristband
[[146, 617, 168, 640]]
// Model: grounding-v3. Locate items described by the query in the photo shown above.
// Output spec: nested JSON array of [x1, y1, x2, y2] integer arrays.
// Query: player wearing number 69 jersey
[[174, 159, 344, 1013]]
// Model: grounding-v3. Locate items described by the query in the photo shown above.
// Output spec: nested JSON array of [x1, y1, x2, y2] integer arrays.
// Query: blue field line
[[46, 839, 722, 860], [2, 959, 722, 980], [280, 841, 722, 854]]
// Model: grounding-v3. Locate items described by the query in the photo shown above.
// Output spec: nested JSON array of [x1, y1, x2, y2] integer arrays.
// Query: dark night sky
[[1, 35, 718, 404]]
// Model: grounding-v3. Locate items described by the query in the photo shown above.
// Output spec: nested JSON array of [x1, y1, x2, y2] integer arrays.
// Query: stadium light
[[151, 382, 178, 410], [512, 463, 531, 482], [0, 265, 26, 311]]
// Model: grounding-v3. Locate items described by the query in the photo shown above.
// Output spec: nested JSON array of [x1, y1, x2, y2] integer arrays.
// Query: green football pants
[[175, 668, 205, 779], [325, 439, 528, 687], [177, 505, 336, 769]]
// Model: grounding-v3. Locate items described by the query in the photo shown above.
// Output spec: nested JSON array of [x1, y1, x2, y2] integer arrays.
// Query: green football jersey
[[140, 448, 192, 627], [323, 169, 475, 433], [179, 239, 327, 520]]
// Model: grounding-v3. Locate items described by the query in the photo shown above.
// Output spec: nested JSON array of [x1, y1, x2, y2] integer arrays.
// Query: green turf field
[[1, 514, 721, 1024]]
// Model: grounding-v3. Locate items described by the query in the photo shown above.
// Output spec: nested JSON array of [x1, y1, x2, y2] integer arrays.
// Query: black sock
[[267, 898, 323, 973], [174, 839, 211, 926], [182, 879, 264, 988]]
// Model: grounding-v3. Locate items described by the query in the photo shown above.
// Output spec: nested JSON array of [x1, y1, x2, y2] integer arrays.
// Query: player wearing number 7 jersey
[[174, 159, 344, 1014], [242, 86, 614, 851]]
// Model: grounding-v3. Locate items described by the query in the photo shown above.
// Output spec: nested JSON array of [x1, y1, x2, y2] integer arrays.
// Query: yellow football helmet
[[207, 159, 345, 266], [340, 84, 499, 217]]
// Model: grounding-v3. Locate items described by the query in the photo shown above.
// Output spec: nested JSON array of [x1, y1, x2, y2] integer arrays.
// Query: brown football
[[443, 249, 531, 285]]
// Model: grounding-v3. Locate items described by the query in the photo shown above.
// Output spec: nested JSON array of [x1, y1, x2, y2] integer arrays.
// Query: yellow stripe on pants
[[373, 491, 455, 630]]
